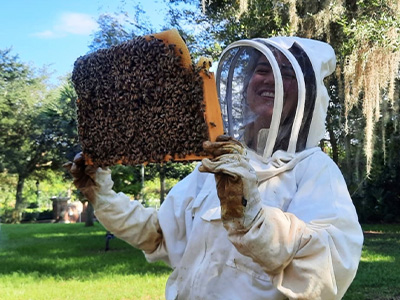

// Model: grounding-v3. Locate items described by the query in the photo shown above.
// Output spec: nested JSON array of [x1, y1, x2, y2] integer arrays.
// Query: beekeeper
[[65, 36, 363, 300]]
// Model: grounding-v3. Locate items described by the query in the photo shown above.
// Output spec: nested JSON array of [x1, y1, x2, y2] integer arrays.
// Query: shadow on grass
[[0, 223, 171, 280]]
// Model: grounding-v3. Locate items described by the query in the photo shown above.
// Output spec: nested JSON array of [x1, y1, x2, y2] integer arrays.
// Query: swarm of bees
[[72, 35, 209, 166]]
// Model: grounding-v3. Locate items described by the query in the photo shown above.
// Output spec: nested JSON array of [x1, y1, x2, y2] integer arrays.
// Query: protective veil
[[89, 37, 363, 300], [217, 37, 335, 160]]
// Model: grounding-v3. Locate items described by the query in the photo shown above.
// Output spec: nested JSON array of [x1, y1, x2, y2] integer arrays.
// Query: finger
[[198, 159, 211, 173], [70, 161, 85, 178], [73, 152, 85, 165], [199, 157, 240, 179], [199, 158, 222, 174], [215, 135, 244, 148], [215, 134, 233, 142], [75, 175, 96, 190], [203, 141, 244, 157], [85, 165, 98, 179], [63, 161, 73, 171]]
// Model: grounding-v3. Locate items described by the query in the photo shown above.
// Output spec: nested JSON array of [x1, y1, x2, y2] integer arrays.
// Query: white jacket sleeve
[[91, 165, 209, 267], [145, 165, 210, 267], [91, 168, 163, 254], [226, 155, 364, 300]]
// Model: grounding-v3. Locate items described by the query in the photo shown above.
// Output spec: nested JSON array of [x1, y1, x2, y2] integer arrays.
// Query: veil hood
[[216, 36, 336, 161]]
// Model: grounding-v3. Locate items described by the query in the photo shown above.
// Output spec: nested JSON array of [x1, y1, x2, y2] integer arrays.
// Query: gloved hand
[[63, 152, 99, 204], [199, 135, 262, 231]]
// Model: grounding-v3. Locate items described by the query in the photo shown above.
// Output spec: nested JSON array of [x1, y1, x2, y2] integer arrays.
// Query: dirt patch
[[363, 231, 399, 238]]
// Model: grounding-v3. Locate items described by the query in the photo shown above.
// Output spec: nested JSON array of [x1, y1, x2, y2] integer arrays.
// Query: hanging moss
[[343, 21, 400, 173]]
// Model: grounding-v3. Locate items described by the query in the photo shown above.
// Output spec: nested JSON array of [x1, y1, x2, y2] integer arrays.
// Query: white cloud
[[32, 12, 99, 39], [56, 12, 99, 35], [32, 30, 58, 38]]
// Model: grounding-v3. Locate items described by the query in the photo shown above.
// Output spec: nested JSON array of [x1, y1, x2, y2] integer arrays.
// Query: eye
[[281, 69, 296, 80], [254, 65, 272, 75], [280, 65, 296, 80], [282, 72, 296, 79]]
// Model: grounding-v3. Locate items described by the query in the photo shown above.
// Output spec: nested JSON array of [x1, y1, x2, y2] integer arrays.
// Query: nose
[[262, 72, 274, 84]]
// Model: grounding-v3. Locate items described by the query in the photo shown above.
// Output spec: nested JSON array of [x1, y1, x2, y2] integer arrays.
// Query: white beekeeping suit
[[79, 36, 363, 300]]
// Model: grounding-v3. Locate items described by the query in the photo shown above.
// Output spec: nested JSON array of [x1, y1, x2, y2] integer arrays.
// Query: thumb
[[85, 165, 99, 179], [199, 158, 223, 174], [63, 161, 73, 171]]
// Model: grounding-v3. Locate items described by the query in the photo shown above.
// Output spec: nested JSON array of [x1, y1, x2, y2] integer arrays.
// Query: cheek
[[246, 84, 256, 107], [246, 76, 263, 102], [246, 77, 257, 95]]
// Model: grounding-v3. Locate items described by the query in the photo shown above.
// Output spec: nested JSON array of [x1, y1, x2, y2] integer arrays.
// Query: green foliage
[[110, 165, 143, 197], [0, 49, 80, 220], [0, 169, 73, 223], [39, 78, 81, 163], [0, 172, 18, 223], [110, 162, 196, 200], [89, 14, 137, 52], [161, 161, 197, 180], [353, 125, 400, 223], [338, 0, 400, 54], [165, 0, 290, 59], [88, 4, 156, 53], [0, 48, 57, 218], [0, 49, 52, 176], [144, 176, 179, 203]]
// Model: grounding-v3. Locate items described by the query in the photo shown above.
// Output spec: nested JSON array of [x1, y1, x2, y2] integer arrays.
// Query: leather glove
[[199, 135, 262, 231], [63, 152, 99, 204]]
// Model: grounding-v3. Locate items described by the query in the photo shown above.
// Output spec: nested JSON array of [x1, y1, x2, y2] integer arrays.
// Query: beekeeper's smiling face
[[246, 52, 298, 128]]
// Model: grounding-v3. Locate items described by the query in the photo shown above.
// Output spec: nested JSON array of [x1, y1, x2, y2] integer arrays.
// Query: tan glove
[[199, 135, 262, 231], [63, 152, 99, 204]]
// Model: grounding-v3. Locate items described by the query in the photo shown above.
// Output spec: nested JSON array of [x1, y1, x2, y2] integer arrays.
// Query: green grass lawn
[[0, 222, 170, 300], [0, 222, 399, 300], [344, 224, 400, 300]]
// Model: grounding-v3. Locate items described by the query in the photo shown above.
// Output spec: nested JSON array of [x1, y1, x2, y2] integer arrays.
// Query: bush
[[354, 162, 400, 223], [0, 208, 15, 223], [38, 210, 54, 220], [21, 209, 54, 222]]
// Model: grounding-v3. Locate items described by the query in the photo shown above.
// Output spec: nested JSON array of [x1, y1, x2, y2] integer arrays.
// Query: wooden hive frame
[[74, 28, 224, 166]]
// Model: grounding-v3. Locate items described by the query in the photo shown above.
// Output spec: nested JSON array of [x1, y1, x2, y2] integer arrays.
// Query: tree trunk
[[160, 165, 165, 205], [140, 164, 145, 200], [344, 133, 353, 185], [85, 202, 94, 227], [13, 174, 26, 223], [326, 112, 339, 164]]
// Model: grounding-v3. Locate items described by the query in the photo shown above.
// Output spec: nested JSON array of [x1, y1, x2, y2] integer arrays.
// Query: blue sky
[[0, 0, 169, 85]]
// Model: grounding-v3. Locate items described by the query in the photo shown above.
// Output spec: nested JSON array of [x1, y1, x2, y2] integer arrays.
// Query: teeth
[[260, 91, 274, 97]]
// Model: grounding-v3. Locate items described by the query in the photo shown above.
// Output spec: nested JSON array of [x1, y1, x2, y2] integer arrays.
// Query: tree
[[88, 5, 155, 52], [338, 0, 400, 174], [110, 162, 196, 204], [166, 0, 291, 60], [38, 78, 81, 165], [0, 49, 55, 221], [0, 48, 82, 222], [89, 14, 136, 52]]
